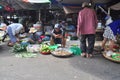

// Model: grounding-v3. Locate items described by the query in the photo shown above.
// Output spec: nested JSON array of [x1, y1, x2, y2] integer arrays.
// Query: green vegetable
[[40, 43, 50, 52], [112, 54, 120, 61], [15, 52, 37, 58], [13, 43, 27, 53]]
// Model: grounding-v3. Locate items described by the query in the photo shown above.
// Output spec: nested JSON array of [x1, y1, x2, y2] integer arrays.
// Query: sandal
[[86, 54, 93, 58], [7, 42, 14, 47], [81, 53, 86, 57]]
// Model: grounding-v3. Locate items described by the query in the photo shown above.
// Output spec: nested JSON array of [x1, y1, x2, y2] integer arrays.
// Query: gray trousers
[[80, 34, 95, 54]]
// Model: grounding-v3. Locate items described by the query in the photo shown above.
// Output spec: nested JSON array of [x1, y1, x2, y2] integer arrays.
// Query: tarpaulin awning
[[63, 6, 81, 14], [109, 2, 120, 10], [52, 0, 112, 14], [0, 0, 38, 10], [0, 0, 51, 10], [54, 0, 111, 6], [23, 0, 50, 3]]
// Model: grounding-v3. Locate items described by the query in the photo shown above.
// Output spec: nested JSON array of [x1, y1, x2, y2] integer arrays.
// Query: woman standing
[[101, 19, 120, 52], [77, 2, 98, 58]]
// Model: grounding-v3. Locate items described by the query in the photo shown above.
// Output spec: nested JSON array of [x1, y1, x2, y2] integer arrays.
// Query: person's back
[[7, 23, 23, 35], [6, 23, 23, 46], [77, 2, 98, 58], [9, 23, 22, 29], [78, 7, 97, 34]]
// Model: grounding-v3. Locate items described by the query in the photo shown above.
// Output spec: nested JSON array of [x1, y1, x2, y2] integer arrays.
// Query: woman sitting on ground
[[28, 27, 42, 44]]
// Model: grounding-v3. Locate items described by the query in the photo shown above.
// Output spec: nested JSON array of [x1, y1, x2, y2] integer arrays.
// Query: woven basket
[[40, 51, 51, 55], [103, 52, 120, 63]]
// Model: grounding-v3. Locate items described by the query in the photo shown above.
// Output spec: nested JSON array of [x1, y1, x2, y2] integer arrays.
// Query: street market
[[0, 0, 120, 80], [0, 0, 120, 61]]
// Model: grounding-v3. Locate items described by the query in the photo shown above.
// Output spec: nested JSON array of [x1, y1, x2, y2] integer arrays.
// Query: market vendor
[[50, 24, 66, 47], [28, 27, 42, 44], [33, 24, 43, 36], [101, 19, 120, 52], [6, 22, 24, 46]]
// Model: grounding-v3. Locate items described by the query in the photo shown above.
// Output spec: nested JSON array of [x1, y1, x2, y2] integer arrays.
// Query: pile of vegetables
[[40, 43, 51, 53], [111, 53, 120, 61], [12, 43, 37, 58], [13, 43, 27, 52], [15, 52, 37, 58]]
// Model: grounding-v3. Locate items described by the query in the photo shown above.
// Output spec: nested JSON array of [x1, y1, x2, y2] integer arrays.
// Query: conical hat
[[29, 27, 37, 33]]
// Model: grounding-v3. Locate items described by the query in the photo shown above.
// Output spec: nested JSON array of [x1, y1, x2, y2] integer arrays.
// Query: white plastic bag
[[105, 17, 113, 26], [106, 50, 113, 57], [26, 44, 40, 53]]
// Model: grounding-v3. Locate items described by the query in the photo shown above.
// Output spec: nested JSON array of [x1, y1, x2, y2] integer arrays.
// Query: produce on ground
[[15, 52, 37, 58], [13, 43, 28, 53], [52, 48, 72, 56], [40, 43, 51, 53], [111, 53, 120, 61]]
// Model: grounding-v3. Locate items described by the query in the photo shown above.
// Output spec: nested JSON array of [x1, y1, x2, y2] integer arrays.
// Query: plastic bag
[[105, 16, 113, 26], [70, 46, 81, 55], [26, 44, 40, 53], [49, 44, 58, 51]]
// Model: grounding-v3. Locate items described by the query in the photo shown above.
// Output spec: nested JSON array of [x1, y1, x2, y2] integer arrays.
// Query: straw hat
[[29, 27, 37, 33], [33, 24, 42, 27]]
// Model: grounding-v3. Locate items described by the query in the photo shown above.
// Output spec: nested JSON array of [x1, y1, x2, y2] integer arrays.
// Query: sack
[[105, 17, 113, 26]]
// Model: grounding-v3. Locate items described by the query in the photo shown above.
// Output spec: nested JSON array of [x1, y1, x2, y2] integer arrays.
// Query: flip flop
[[81, 53, 86, 57], [86, 54, 93, 58], [7, 42, 14, 47]]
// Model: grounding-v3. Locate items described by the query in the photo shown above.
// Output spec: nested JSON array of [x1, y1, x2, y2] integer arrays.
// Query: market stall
[[11, 37, 81, 58]]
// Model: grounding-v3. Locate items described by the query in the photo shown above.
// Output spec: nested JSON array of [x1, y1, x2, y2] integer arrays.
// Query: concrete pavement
[[0, 41, 120, 80]]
